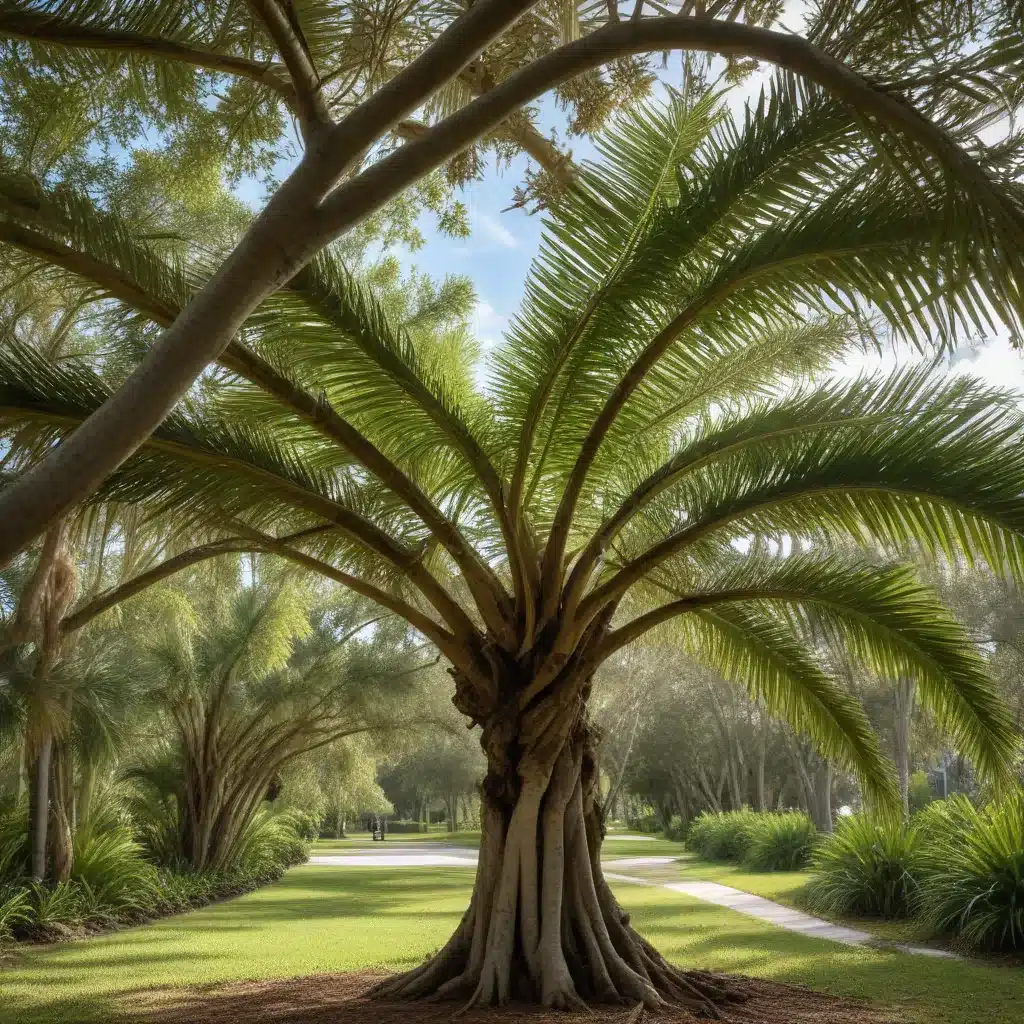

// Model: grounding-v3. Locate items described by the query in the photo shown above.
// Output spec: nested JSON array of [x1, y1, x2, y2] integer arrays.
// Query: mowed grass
[[4, 858, 1024, 1024]]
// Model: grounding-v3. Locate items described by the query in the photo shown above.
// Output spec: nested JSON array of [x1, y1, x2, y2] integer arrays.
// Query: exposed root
[[370, 733, 742, 1018]]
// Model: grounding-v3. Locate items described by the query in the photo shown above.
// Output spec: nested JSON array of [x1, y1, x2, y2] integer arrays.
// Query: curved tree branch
[[59, 525, 334, 634], [246, 0, 331, 138], [0, 9, 296, 103]]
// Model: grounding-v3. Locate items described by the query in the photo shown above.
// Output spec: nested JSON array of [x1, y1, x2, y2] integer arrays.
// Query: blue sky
[[236, 47, 1024, 399]]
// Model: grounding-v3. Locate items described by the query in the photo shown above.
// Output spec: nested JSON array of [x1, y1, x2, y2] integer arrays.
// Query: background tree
[[3, 0, 1024, 557], [380, 722, 485, 830], [122, 569, 439, 872]]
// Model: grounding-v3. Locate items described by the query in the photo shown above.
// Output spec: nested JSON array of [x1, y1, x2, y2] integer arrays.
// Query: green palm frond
[[622, 551, 1017, 785], [678, 603, 899, 813], [595, 372, 1024, 602]]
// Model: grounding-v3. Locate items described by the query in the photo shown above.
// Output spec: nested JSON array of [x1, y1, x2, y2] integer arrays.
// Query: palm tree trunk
[[756, 714, 769, 812], [372, 703, 744, 1014], [28, 726, 54, 880], [48, 731, 75, 881]]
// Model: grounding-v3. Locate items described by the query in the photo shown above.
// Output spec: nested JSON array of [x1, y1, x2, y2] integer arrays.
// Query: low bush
[[0, 807, 311, 945], [0, 885, 31, 938], [743, 812, 818, 871], [915, 795, 1024, 951], [686, 810, 759, 862], [235, 810, 310, 876], [805, 813, 921, 919], [663, 815, 689, 842], [72, 825, 161, 919]]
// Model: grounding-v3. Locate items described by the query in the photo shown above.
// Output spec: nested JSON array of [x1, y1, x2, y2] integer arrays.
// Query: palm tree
[[3, 82, 1024, 1011], [1, 1, 1023, 558], [122, 570, 438, 873]]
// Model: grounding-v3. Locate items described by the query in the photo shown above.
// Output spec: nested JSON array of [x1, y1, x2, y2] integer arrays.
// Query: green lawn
[[4, 860, 1022, 1024]]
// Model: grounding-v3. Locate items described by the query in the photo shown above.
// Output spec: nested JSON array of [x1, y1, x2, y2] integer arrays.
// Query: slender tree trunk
[[755, 711, 769, 812], [28, 727, 54, 880], [48, 728, 75, 881], [814, 764, 833, 833], [372, 702, 744, 1014], [17, 736, 27, 802], [894, 677, 915, 818]]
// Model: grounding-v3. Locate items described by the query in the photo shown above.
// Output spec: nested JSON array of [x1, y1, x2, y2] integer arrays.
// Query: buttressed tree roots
[[372, 692, 743, 1016]]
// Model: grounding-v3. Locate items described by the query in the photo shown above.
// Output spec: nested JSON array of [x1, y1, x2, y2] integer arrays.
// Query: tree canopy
[[2, 0, 1024, 556]]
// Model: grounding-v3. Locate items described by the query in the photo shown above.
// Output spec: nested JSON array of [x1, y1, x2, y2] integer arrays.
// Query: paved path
[[604, 871, 958, 959], [308, 847, 957, 959], [309, 844, 478, 867]]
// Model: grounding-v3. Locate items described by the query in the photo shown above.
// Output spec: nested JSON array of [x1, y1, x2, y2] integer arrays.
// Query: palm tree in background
[[3, 72, 1024, 1012], [124, 577, 438, 873]]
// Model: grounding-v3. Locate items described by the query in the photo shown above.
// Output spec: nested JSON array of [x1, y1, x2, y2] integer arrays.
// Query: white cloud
[[478, 212, 519, 249], [473, 300, 508, 351]]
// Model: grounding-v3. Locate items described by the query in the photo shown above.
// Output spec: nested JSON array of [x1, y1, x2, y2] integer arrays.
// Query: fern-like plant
[[915, 796, 1024, 951], [806, 814, 922, 919]]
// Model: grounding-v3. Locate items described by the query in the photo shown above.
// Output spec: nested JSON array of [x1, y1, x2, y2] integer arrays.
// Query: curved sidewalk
[[308, 845, 958, 959]]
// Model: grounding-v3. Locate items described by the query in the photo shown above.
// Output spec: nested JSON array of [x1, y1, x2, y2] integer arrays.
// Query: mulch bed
[[136, 970, 901, 1024]]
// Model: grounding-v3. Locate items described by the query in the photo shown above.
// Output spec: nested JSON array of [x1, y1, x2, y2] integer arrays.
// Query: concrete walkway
[[307, 847, 957, 959], [604, 871, 958, 959], [309, 844, 477, 868]]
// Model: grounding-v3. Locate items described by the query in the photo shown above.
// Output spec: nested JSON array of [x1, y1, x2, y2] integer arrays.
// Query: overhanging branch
[[0, 9, 297, 104]]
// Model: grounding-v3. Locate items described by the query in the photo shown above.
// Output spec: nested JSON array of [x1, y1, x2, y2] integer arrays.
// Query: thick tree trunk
[[28, 727, 54, 880], [371, 721, 743, 1015]]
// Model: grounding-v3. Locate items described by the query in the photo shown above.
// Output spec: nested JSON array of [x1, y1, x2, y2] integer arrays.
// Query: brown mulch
[[133, 970, 901, 1024]]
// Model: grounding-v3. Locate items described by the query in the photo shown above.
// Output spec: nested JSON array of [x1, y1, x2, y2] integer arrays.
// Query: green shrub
[[805, 814, 921, 918], [743, 812, 818, 871], [288, 810, 322, 842], [663, 815, 689, 842], [0, 885, 31, 939], [0, 806, 28, 883], [915, 796, 1024, 951], [686, 810, 758, 861], [72, 826, 161, 920], [234, 810, 310, 877]]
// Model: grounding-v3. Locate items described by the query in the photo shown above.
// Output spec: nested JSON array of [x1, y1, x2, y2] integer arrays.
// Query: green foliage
[[0, 884, 31, 938], [28, 881, 84, 932], [686, 810, 759, 861], [743, 812, 819, 871], [0, 796, 310, 943], [0, 804, 28, 881], [686, 810, 818, 870], [233, 811, 311, 877], [663, 815, 690, 842], [915, 796, 1024, 951], [70, 825, 160, 918], [806, 814, 922, 919], [908, 771, 936, 814]]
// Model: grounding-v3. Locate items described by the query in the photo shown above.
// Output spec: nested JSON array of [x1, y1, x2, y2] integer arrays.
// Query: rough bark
[[372, 703, 745, 1016]]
